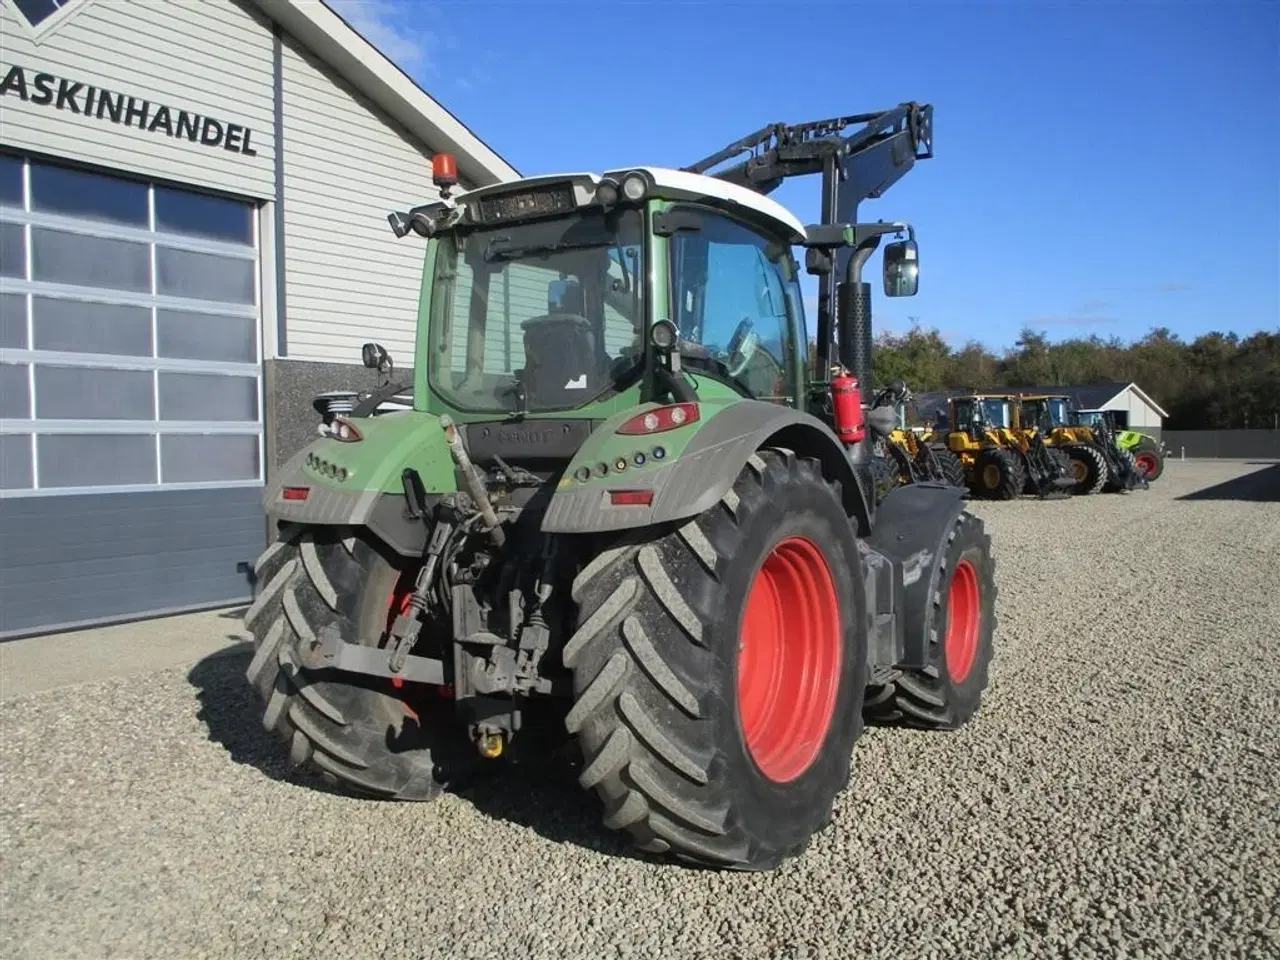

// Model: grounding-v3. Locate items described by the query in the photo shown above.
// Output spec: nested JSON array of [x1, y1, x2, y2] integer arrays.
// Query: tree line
[[860, 325, 1280, 431]]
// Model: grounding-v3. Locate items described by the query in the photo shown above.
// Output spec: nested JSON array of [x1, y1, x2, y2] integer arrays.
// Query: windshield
[[1021, 398, 1060, 431], [956, 398, 1010, 429], [982, 399, 1010, 428], [426, 209, 644, 415]]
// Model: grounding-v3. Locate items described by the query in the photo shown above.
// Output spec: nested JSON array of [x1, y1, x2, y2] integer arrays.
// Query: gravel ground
[[2, 460, 1278, 960]]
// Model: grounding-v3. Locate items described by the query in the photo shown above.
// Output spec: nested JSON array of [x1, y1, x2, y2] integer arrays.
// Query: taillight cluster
[[615, 403, 700, 436]]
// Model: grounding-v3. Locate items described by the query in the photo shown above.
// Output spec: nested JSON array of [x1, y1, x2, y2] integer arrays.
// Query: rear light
[[330, 417, 362, 442], [616, 403, 700, 436], [282, 486, 310, 501], [609, 490, 654, 507]]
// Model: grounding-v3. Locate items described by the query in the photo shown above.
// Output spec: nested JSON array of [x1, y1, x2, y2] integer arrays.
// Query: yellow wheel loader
[[1015, 394, 1148, 494], [865, 381, 966, 503], [935, 394, 1073, 500]]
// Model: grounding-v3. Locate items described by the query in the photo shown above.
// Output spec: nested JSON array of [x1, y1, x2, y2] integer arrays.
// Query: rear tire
[[864, 509, 996, 730], [1132, 438, 1164, 481], [973, 448, 1023, 500], [244, 526, 474, 800], [563, 448, 868, 871], [1064, 443, 1107, 495]]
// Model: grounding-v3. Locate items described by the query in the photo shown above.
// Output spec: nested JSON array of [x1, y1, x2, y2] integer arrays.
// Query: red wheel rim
[[737, 536, 843, 783], [944, 559, 981, 684], [1135, 453, 1157, 478]]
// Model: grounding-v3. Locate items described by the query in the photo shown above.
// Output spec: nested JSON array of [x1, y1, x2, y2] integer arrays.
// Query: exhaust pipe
[[836, 242, 880, 465]]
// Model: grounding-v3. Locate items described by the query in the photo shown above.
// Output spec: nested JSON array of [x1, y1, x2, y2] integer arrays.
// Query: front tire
[[932, 446, 968, 490], [563, 449, 868, 870], [973, 448, 1024, 500], [870, 453, 902, 504], [864, 509, 997, 730], [1064, 443, 1107, 495]]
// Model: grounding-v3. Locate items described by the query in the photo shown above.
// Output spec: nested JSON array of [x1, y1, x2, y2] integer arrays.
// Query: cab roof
[[452, 166, 808, 242]]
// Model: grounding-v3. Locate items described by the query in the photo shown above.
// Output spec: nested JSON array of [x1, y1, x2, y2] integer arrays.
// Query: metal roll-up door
[[0, 151, 266, 638]]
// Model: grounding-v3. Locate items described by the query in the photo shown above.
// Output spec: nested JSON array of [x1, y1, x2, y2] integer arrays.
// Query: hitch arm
[[300, 624, 447, 685]]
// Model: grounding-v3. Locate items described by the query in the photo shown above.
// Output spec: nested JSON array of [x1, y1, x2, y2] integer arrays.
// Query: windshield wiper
[[485, 237, 611, 263]]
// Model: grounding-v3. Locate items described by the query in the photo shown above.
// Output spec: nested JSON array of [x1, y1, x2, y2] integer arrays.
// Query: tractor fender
[[260, 413, 455, 558], [865, 481, 968, 670], [541, 401, 873, 535]]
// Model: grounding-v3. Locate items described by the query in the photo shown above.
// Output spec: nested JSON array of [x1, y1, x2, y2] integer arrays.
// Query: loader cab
[[1016, 395, 1063, 434], [951, 395, 1011, 438], [1074, 408, 1127, 430]]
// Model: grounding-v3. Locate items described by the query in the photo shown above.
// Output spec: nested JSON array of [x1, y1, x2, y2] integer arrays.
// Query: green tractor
[[1072, 409, 1165, 481], [245, 104, 999, 871]]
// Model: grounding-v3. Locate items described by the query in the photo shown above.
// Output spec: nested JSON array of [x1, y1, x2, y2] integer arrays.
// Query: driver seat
[[521, 314, 607, 408]]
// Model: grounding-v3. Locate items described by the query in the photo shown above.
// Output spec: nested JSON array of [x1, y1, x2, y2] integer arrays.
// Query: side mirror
[[883, 239, 919, 297], [361, 342, 393, 379]]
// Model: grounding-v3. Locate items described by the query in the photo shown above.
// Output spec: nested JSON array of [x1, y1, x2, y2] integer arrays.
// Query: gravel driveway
[[2, 460, 1277, 960]]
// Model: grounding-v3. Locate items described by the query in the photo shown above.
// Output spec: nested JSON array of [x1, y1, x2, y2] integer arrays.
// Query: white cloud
[[324, 0, 433, 71]]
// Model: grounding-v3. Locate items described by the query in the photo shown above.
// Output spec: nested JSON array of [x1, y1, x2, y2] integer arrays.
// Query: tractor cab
[[389, 166, 919, 433]]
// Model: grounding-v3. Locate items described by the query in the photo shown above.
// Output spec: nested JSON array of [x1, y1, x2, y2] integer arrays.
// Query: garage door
[[0, 151, 266, 638]]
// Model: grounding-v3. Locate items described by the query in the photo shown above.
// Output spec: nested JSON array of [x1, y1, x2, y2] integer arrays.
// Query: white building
[[1066, 381, 1168, 435], [0, 0, 518, 638]]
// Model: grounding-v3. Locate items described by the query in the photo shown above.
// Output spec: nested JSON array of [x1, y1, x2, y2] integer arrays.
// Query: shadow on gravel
[[188, 648, 352, 799], [187, 648, 643, 864], [1176, 463, 1280, 503]]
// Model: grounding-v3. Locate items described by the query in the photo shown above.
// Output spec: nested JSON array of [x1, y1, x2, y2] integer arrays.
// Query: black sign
[[0, 64, 258, 157]]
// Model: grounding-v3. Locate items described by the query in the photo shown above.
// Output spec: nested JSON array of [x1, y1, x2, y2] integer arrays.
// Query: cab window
[[668, 207, 800, 402]]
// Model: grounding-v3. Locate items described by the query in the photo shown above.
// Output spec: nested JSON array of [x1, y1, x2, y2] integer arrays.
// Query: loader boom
[[685, 103, 934, 394]]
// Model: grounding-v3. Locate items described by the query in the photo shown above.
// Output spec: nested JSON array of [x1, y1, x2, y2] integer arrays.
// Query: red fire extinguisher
[[830, 370, 865, 445]]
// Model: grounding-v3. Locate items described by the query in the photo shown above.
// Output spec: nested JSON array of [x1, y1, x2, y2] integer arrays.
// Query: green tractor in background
[[244, 104, 1000, 872], [1072, 409, 1165, 481]]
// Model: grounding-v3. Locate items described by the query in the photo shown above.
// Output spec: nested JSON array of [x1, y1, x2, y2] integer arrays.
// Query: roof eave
[[1123, 382, 1169, 419], [249, 0, 520, 187]]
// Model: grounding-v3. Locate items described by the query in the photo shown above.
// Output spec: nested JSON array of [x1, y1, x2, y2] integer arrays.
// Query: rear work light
[[329, 417, 362, 443], [616, 403, 700, 436]]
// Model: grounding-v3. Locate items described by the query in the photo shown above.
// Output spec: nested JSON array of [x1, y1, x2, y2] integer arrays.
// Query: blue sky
[[334, 0, 1278, 353]]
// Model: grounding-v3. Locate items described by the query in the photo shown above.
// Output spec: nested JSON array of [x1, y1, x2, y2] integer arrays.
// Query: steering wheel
[[724, 317, 760, 379]]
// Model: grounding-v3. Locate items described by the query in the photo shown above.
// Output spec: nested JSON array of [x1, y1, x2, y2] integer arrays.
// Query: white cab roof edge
[[454, 167, 809, 241], [248, 0, 520, 187], [637, 167, 808, 241]]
